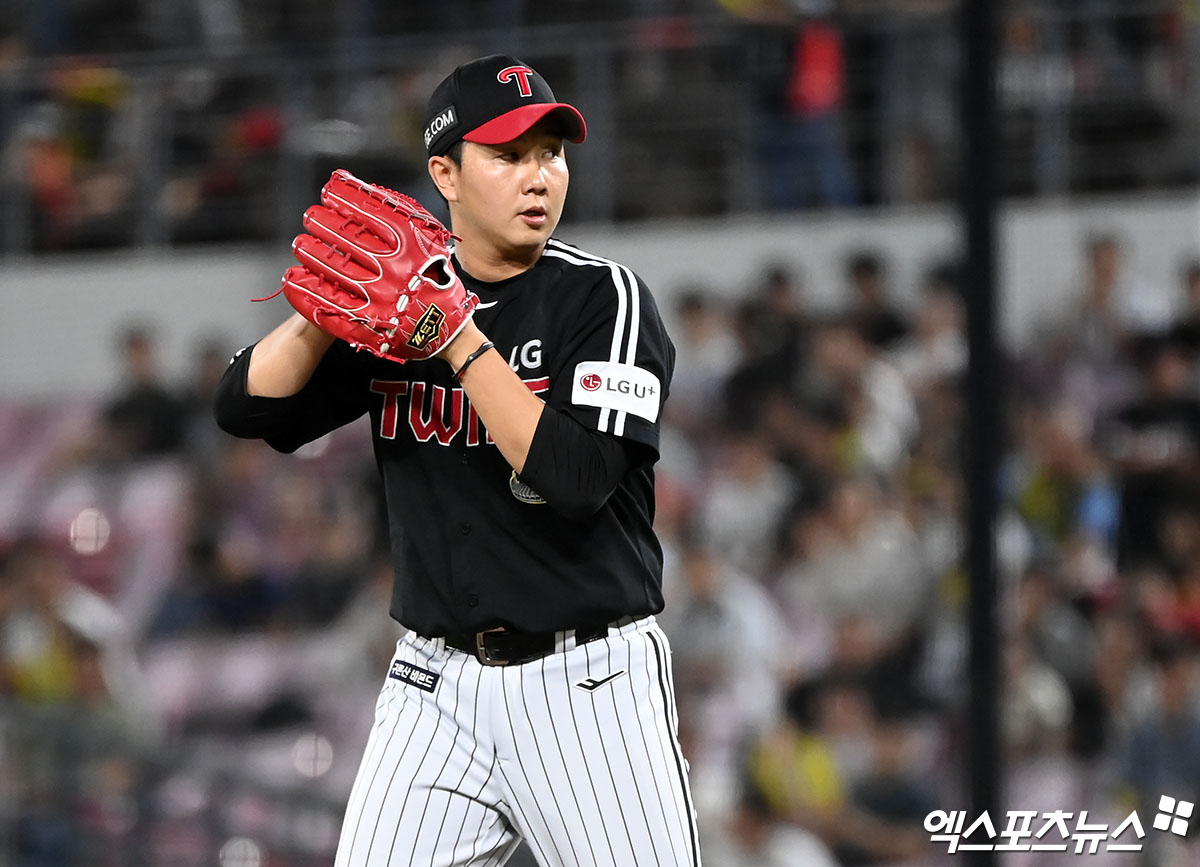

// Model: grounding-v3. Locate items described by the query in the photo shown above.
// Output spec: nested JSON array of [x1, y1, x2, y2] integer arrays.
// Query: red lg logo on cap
[[580, 373, 602, 392], [498, 66, 535, 98]]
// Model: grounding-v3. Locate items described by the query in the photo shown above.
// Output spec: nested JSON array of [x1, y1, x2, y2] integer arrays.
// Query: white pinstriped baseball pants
[[333, 616, 701, 867]]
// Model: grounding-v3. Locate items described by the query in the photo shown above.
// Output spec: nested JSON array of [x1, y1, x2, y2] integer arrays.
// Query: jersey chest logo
[[370, 376, 550, 446], [507, 338, 542, 371]]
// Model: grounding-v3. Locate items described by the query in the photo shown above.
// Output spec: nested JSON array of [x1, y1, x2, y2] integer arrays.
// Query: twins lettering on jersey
[[372, 377, 550, 445], [370, 339, 547, 445]]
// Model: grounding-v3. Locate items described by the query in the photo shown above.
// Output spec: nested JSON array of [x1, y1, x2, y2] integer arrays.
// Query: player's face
[[445, 124, 569, 259]]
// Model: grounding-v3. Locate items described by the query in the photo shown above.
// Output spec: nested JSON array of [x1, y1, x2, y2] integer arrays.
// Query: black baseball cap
[[423, 54, 587, 157]]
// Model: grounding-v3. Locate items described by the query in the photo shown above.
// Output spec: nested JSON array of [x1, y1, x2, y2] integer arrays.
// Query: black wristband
[[454, 340, 495, 380]]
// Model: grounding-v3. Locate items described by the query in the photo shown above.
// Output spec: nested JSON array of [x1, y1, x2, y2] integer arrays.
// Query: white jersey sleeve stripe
[[545, 240, 641, 366], [608, 267, 629, 364], [614, 263, 641, 437], [543, 243, 637, 435], [541, 246, 631, 369], [604, 269, 627, 434]]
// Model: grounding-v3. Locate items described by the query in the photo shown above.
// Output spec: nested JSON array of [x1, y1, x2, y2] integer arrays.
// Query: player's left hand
[[277, 170, 479, 364]]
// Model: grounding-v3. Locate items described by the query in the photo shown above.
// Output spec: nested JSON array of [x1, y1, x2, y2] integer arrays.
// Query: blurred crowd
[[5, 232, 1200, 865], [4, 0, 1200, 865], [658, 235, 1200, 866], [1, 0, 1197, 250]]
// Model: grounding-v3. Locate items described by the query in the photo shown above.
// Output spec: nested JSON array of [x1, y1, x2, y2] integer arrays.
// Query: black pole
[[961, 0, 1001, 863]]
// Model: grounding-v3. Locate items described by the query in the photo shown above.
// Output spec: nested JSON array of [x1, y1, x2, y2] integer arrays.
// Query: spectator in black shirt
[[845, 251, 908, 350], [102, 325, 185, 461], [1099, 334, 1200, 570], [1169, 258, 1200, 352]]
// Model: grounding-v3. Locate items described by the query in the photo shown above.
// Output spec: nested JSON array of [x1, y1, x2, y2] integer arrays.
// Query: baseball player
[[214, 55, 700, 867]]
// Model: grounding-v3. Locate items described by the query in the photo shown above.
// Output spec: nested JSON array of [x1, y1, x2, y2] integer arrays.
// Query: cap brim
[[462, 103, 587, 147]]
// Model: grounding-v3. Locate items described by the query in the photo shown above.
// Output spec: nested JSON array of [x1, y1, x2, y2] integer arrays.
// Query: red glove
[[279, 170, 478, 363]]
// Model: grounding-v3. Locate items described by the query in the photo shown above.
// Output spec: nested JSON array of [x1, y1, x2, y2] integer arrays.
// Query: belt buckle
[[475, 627, 508, 666]]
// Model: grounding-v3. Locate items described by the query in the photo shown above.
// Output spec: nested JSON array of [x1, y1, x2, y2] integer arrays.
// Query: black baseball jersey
[[216, 238, 675, 636]]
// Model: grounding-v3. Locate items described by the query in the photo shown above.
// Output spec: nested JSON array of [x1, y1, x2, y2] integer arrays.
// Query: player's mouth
[[519, 207, 548, 227]]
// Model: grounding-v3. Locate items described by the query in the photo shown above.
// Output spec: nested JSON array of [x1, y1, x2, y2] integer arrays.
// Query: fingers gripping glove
[[278, 170, 478, 363]]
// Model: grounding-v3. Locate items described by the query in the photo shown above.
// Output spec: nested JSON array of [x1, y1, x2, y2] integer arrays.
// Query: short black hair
[[848, 250, 883, 280]]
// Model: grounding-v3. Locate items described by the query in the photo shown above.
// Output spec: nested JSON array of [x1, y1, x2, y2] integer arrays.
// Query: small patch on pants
[[389, 660, 440, 692]]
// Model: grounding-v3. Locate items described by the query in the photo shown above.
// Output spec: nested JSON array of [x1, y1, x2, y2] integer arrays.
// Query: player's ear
[[428, 156, 459, 204]]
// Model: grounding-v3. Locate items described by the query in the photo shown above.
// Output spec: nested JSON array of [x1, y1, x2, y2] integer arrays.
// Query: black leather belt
[[442, 621, 625, 666]]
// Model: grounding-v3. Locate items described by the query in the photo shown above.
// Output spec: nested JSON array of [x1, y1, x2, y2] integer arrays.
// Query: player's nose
[[520, 157, 548, 194], [523, 172, 547, 196]]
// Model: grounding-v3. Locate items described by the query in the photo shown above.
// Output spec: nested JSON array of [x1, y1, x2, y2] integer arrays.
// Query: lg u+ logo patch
[[571, 361, 662, 422]]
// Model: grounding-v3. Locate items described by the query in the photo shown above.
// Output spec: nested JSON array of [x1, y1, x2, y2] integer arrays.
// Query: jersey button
[[460, 522, 472, 536], [467, 594, 479, 607]]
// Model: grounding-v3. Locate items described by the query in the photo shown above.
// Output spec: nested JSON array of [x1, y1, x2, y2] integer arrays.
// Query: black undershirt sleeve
[[212, 342, 368, 453], [519, 405, 649, 521]]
